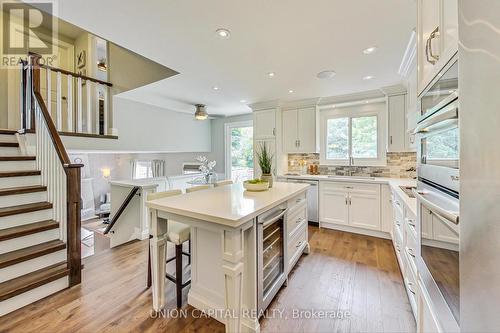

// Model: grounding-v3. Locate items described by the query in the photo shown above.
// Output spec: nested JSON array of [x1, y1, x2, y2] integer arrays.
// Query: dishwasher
[[286, 178, 318, 223]]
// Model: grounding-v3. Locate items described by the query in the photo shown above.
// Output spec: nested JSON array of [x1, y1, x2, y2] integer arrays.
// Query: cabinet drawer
[[287, 204, 307, 238], [322, 181, 379, 194], [288, 192, 306, 210], [404, 269, 418, 317], [287, 225, 306, 268]]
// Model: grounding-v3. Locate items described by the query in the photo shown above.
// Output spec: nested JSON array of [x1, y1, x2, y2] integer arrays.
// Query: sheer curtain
[[151, 159, 165, 178]]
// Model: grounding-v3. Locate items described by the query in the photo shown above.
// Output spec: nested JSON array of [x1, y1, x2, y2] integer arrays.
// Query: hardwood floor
[[0, 226, 416, 333]]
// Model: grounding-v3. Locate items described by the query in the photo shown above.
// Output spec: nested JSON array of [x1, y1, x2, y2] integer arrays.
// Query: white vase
[[261, 173, 273, 188]]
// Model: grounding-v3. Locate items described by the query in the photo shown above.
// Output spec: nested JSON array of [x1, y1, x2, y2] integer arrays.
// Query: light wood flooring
[[0, 226, 416, 332]]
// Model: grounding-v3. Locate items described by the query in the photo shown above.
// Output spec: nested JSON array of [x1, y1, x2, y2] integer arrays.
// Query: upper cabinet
[[388, 94, 407, 152], [253, 108, 276, 139], [417, 0, 458, 94], [282, 107, 318, 153]]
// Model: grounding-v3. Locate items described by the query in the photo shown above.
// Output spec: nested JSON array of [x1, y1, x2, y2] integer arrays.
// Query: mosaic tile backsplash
[[287, 152, 417, 179]]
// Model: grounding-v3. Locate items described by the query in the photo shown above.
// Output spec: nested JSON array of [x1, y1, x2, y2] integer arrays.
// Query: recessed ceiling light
[[288, 89, 294, 94], [317, 70, 336, 79], [363, 46, 378, 55], [363, 75, 375, 80], [240, 99, 247, 103], [267, 72, 276, 78], [212, 86, 220, 90], [215, 28, 230, 38]]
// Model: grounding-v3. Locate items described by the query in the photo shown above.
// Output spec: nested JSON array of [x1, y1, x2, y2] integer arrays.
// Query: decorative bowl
[[243, 180, 270, 192]]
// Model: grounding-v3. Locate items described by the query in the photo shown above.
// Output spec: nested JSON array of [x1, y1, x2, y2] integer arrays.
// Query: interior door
[[282, 109, 298, 152], [319, 188, 348, 225]]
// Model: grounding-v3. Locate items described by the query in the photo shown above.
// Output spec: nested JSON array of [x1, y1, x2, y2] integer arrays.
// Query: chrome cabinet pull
[[407, 247, 416, 258], [407, 281, 416, 295], [296, 241, 303, 249], [428, 26, 440, 63]]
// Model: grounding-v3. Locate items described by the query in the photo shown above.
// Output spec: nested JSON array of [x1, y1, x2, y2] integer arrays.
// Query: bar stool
[[147, 189, 191, 308], [214, 180, 233, 187], [186, 184, 210, 193]]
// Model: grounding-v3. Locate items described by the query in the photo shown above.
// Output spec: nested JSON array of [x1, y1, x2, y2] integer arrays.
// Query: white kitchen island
[[146, 182, 310, 333]]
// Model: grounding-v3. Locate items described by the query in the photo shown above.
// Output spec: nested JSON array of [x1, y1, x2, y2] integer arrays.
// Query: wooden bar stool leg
[[175, 244, 183, 308]]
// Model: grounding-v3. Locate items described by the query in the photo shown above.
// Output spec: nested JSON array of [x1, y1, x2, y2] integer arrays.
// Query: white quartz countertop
[[146, 182, 309, 227], [278, 174, 417, 215], [110, 178, 167, 189]]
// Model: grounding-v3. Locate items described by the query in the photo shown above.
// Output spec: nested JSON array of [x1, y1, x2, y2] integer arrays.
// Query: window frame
[[224, 120, 254, 181], [133, 160, 154, 179], [319, 102, 387, 166]]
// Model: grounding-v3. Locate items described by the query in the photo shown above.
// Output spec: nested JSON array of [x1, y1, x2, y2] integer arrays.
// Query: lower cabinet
[[319, 181, 381, 231], [286, 192, 308, 273], [418, 280, 441, 333]]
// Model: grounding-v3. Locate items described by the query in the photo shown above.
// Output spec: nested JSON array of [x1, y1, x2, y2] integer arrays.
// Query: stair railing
[[22, 53, 113, 136], [22, 53, 84, 287], [103, 186, 140, 235]]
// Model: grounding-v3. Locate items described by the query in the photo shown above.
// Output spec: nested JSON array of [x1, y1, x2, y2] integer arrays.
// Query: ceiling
[[53, 0, 416, 116]]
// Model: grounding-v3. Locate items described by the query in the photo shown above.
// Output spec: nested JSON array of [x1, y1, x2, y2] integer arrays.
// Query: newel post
[[65, 164, 83, 286]]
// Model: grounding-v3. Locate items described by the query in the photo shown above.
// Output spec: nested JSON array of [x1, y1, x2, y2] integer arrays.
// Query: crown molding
[[248, 100, 281, 111], [281, 97, 321, 110], [317, 89, 385, 106], [398, 29, 417, 78], [379, 84, 407, 96]]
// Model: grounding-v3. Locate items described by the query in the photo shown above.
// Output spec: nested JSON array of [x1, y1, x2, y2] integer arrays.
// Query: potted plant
[[256, 142, 274, 187]]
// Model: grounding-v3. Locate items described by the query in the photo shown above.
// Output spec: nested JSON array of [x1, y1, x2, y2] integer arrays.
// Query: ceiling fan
[[194, 104, 225, 120]]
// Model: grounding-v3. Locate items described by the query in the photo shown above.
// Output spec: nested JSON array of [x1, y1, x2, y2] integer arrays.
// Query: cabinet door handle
[[407, 281, 416, 295], [406, 218, 416, 227], [272, 128, 276, 136], [296, 241, 303, 249], [349, 197, 352, 205], [345, 194, 348, 205], [390, 135, 393, 145], [406, 247, 416, 258], [426, 26, 440, 65]]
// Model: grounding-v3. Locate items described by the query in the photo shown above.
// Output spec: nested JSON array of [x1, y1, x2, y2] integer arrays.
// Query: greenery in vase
[[256, 142, 273, 175]]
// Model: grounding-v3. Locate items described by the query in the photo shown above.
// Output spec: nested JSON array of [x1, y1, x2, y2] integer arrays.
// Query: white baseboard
[[320, 222, 391, 240]]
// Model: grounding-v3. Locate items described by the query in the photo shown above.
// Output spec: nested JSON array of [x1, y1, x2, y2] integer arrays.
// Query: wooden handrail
[[28, 52, 112, 87], [103, 186, 140, 235], [27, 53, 83, 286]]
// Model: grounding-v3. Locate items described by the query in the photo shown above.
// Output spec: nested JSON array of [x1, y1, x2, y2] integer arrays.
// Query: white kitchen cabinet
[[417, 0, 458, 94], [381, 185, 394, 233], [418, 280, 441, 333], [406, 62, 418, 151], [253, 109, 276, 139], [432, 212, 459, 244], [421, 205, 434, 240], [349, 187, 381, 231], [388, 94, 409, 152], [282, 107, 318, 153], [319, 185, 349, 226], [319, 182, 380, 231]]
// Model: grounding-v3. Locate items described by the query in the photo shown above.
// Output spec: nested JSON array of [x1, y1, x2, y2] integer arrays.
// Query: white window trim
[[319, 104, 387, 167], [224, 120, 254, 180], [133, 160, 153, 179]]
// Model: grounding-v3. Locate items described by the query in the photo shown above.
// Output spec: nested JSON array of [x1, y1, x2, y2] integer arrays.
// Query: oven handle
[[414, 103, 458, 134], [412, 189, 459, 225], [259, 209, 288, 228]]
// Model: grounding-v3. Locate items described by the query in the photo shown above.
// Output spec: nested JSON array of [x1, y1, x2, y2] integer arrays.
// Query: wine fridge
[[257, 205, 287, 315]]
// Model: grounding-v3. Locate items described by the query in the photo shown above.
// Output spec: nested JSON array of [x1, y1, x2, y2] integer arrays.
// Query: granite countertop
[[146, 182, 309, 227]]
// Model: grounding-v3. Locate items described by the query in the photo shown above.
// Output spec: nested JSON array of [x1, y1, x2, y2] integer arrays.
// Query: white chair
[[185, 184, 210, 193], [147, 189, 191, 308], [214, 180, 233, 187]]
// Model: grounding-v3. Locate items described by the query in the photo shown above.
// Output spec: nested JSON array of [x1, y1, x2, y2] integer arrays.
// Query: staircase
[[0, 54, 83, 316]]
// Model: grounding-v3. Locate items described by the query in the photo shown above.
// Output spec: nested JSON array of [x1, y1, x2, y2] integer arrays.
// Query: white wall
[[63, 97, 212, 153], [210, 114, 253, 175]]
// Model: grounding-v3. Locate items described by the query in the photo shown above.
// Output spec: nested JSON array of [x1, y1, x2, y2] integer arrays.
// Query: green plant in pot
[[256, 142, 274, 188]]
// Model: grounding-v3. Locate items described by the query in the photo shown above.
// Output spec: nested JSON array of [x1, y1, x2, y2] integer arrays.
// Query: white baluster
[[77, 77, 83, 132], [56, 71, 62, 131], [67, 74, 73, 132], [95, 84, 100, 135], [46, 69, 51, 118], [86, 81, 92, 134], [103, 87, 108, 135]]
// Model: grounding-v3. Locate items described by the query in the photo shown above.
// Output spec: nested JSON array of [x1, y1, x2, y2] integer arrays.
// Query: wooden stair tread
[[0, 185, 47, 196], [0, 220, 58, 241], [0, 129, 18, 135], [0, 170, 41, 178], [0, 262, 68, 301], [0, 142, 19, 147], [0, 202, 52, 217], [0, 240, 66, 269], [0, 156, 36, 161]]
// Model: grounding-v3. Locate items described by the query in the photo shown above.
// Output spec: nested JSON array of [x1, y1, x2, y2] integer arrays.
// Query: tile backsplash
[[287, 152, 417, 179]]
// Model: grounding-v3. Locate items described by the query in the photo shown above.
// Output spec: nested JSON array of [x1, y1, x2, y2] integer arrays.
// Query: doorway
[[224, 120, 254, 182]]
